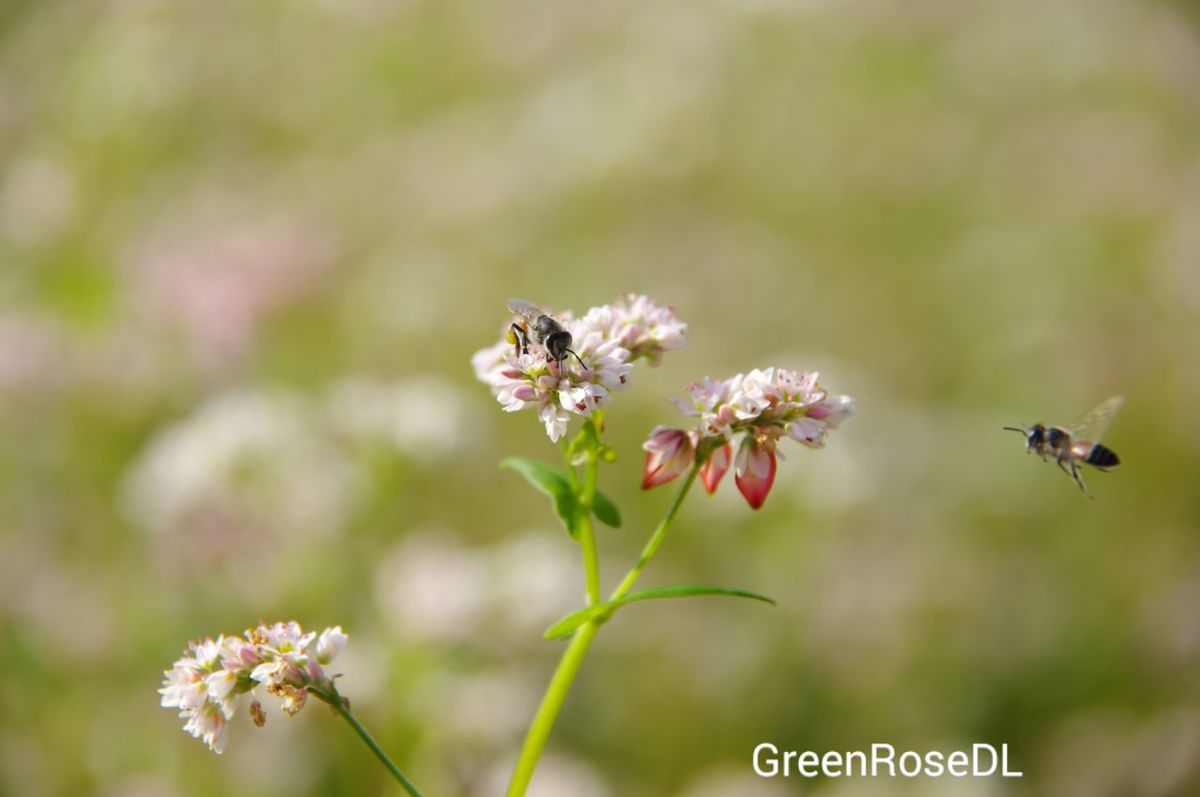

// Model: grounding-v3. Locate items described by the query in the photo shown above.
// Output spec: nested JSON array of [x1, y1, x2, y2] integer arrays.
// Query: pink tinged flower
[[787, 417, 826, 448], [473, 295, 681, 442], [260, 621, 316, 653], [641, 426, 696, 489], [810, 394, 855, 427], [734, 436, 777, 510], [316, 626, 347, 665], [183, 703, 229, 754], [159, 663, 208, 711], [162, 621, 349, 755], [221, 637, 261, 670], [700, 441, 732, 494], [206, 668, 239, 704]]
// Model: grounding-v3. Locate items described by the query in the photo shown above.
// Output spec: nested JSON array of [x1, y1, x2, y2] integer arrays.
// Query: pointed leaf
[[543, 584, 774, 639], [543, 606, 605, 639], [592, 490, 622, 528], [500, 458, 580, 538], [616, 584, 776, 608]]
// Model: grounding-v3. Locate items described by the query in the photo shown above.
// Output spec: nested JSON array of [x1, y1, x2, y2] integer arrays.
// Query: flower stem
[[504, 620, 600, 797], [577, 450, 602, 606], [505, 460, 701, 797], [317, 689, 425, 797], [610, 461, 700, 601]]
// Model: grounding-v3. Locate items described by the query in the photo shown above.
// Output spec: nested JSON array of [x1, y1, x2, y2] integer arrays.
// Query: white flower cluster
[[159, 621, 348, 754], [645, 368, 854, 509], [672, 367, 854, 449], [472, 294, 687, 442]]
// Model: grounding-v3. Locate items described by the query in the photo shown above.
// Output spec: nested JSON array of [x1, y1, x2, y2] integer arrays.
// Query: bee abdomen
[[1085, 444, 1119, 470]]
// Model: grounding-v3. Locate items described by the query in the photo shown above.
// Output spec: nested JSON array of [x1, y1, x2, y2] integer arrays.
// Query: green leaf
[[592, 490, 622, 528], [543, 606, 605, 640], [616, 584, 776, 608], [500, 458, 580, 538], [543, 584, 775, 639]]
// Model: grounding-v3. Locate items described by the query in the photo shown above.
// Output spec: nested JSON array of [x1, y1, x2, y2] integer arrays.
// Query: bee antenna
[[567, 349, 586, 369], [1001, 426, 1026, 434]]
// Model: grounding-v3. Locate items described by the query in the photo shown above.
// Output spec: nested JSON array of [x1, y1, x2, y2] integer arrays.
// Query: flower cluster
[[473, 295, 687, 442], [643, 368, 854, 509], [159, 621, 348, 753]]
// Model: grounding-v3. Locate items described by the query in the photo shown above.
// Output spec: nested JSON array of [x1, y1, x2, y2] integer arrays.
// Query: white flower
[[473, 295, 684, 441], [258, 620, 317, 654], [326, 376, 474, 459], [122, 389, 356, 541], [580, 293, 687, 365], [316, 626, 347, 664], [182, 703, 230, 754], [160, 621, 349, 754]]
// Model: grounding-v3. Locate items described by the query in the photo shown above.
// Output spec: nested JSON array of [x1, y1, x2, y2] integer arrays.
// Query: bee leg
[[1067, 458, 1092, 499], [510, 324, 529, 357]]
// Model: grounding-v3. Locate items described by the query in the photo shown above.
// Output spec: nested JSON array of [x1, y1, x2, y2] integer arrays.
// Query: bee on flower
[[472, 295, 687, 442], [645, 368, 854, 509]]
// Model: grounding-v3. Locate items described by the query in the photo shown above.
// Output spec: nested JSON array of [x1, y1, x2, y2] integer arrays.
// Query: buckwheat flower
[[476, 296, 687, 442], [160, 621, 349, 754], [183, 702, 230, 754], [733, 436, 776, 510], [699, 441, 732, 494], [159, 636, 236, 753], [671, 377, 739, 438], [256, 620, 317, 654], [317, 626, 348, 664], [646, 368, 854, 509], [579, 294, 688, 365], [475, 329, 632, 437], [641, 426, 697, 489]]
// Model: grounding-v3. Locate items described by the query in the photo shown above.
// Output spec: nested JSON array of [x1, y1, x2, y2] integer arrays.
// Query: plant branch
[[313, 687, 425, 797], [610, 461, 700, 601]]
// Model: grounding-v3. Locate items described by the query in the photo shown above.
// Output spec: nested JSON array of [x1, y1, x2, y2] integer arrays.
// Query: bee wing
[[506, 298, 542, 322], [1064, 395, 1124, 443]]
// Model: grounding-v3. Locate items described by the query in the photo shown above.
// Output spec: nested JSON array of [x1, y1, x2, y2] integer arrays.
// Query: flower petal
[[700, 442, 732, 494], [734, 437, 777, 510]]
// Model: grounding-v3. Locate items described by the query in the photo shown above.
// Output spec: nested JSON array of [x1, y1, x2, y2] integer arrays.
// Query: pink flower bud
[[641, 426, 696, 489], [700, 441, 732, 494], [734, 436, 777, 510]]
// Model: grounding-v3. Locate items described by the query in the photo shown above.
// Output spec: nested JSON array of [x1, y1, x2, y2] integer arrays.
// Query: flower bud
[[316, 626, 347, 665], [734, 436, 777, 510], [641, 426, 696, 489], [700, 441, 732, 494]]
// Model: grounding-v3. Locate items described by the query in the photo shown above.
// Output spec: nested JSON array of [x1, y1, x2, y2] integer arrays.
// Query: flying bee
[[506, 298, 586, 370], [1004, 396, 1123, 498]]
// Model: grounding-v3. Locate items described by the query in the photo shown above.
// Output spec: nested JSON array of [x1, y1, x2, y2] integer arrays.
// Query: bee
[[506, 298, 586, 369], [1004, 396, 1123, 498]]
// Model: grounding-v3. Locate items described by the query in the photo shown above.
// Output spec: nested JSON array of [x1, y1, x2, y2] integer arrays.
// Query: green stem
[[504, 620, 600, 797], [610, 461, 701, 601], [505, 458, 702, 797], [577, 450, 602, 606], [317, 688, 425, 797]]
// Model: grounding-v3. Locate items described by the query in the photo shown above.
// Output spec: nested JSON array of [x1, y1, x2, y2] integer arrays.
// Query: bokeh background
[[3, 0, 1200, 795]]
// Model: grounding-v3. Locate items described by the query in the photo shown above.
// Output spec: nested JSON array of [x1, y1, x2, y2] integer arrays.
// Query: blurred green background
[[2, 0, 1200, 795]]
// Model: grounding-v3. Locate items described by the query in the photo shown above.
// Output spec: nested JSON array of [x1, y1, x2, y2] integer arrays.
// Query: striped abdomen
[[1071, 440, 1120, 470]]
